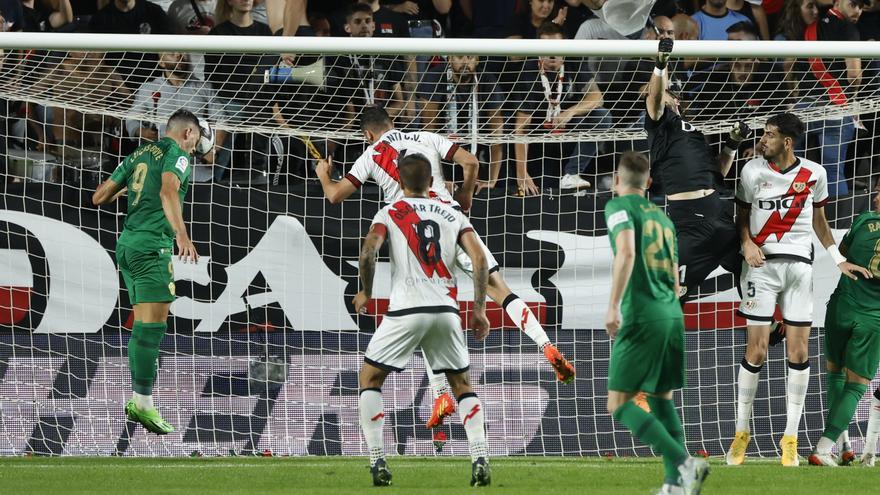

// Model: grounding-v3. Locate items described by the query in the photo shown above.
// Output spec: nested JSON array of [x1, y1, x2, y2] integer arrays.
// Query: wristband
[[722, 146, 737, 157], [828, 244, 847, 265], [653, 65, 667, 76]]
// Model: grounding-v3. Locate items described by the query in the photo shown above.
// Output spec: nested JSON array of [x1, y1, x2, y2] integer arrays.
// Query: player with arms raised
[[808, 180, 878, 466], [727, 113, 870, 466], [354, 155, 492, 486], [646, 38, 752, 299], [92, 109, 208, 434], [317, 106, 575, 430], [605, 152, 709, 495]]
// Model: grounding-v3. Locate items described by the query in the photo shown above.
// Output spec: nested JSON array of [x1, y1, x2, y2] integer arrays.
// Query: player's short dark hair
[[166, 108, 200, 132], [398, 154, 432, 192], [360, 105, 393, 133], [537, 21, 564, 38], [766, 113, 805, 140], [618, 151, 650, 187], [345, 3, 373, 23], [726, 21, 758, 39]]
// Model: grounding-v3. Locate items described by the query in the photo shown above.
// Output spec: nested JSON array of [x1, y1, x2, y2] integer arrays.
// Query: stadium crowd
[[0, 0, 878, 198]]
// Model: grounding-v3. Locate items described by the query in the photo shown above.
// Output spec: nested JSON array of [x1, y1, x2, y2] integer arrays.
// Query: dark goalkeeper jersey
[[644, 107, 718, 195], [834, 210, 880, 310]]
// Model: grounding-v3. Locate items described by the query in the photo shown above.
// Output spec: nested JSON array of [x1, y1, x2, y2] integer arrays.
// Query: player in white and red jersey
[[726, 113, 870, 467], [316, 106, 575, 431], [354, 154, 492, 487]]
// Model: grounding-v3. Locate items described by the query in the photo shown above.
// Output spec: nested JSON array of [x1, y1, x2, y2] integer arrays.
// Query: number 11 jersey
[[371, 197, 475, 315]]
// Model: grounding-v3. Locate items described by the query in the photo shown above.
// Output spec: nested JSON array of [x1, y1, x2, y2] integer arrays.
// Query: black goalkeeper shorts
[[667, 192, 741, 300]]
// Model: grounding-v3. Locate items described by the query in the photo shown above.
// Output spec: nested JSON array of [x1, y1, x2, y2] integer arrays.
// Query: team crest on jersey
[[792, 181, 806, 193], [743, 299, 756, 311]]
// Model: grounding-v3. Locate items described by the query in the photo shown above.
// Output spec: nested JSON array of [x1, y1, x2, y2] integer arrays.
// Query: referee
[[645, 38, 751, 299]]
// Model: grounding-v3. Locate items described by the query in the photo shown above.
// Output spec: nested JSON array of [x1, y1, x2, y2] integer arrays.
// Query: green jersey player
[[604, 152, 708, 495], [92, 109, 205, 435], [809, 180, 878, 467]]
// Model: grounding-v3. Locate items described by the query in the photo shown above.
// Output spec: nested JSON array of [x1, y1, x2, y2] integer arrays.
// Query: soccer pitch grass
[[3, 456, 880, 494]]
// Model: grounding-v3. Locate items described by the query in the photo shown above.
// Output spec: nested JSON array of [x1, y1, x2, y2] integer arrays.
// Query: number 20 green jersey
[[110, 137, 191, 252], [605, 195, 683, 324]]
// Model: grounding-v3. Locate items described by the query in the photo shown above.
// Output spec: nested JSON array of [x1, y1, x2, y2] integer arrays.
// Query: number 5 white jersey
[[735, 156, 828, 263], [344, 129, 460, 204], [371, 197, 475, 315]]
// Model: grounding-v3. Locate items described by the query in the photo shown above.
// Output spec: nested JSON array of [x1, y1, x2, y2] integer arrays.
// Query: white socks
[[735, 360, 761, 433], [864, 391, 880, 455], [785, 361, 810, 437], [424, 361, 450, 400], [503, 294, 550, 348], [359, 388, 385, 466], [458, 393, 488, 462], [816, 435, 835, 455], [132, 392, 153, 410]]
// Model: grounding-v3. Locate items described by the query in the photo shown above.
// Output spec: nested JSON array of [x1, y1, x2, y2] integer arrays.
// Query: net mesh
[[1, 44, 879, 458]]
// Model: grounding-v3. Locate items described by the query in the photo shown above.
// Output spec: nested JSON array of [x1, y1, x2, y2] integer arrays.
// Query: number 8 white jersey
[[735, 156, 828, 263], [371, 197, 475, 315], [344, 129, 460, 204]]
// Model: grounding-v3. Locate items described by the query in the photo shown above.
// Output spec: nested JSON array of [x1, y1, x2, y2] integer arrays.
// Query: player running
[[604, 152, 709, 495], [808, 180, 878, 467], [317, 106, 575, 430], [354, 154, 492, 486], [646, 38, 752, 299], [727, 113, 870, 466], [91, 109, 208, 434]]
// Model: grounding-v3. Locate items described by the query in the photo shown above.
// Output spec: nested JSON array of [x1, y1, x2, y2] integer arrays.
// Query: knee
[[745, 341, 768, 365], [359, 364, 388, 390], [846, 369, 871, 386]]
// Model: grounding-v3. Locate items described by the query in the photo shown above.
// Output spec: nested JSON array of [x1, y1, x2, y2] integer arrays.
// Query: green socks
[[613, 401, 688, 473], [822, 382, 868, 442], [647, 396, 686, 486], [826, 370, 845, 413], [129, 321, 168, 395]]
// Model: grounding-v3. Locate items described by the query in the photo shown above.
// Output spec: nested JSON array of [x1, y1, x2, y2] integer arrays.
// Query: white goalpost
[[0, 33, 879, 458]]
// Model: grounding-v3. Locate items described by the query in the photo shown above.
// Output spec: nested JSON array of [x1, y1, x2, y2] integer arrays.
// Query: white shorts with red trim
[[737, 259, 813, 327], [364, 310, 469, 373]]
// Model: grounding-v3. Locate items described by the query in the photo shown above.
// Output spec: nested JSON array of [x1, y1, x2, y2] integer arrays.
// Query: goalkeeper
[[91, 109, 205, 435], [808, 180, 879, 467], [646, 38, 751, 300]]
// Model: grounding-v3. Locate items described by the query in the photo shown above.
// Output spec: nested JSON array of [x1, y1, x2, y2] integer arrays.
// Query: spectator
[[0, 0, 24, 30], [688, 22, 789, 123], [574, 0, 628, 40], [309, 11, 331, 35], [692, 0, 752, 39], [672, 12, 700, 39], [512, 22, 611, 196], [858, 0, 879, 40], [793, 0, 864, 196], [326, 3, 407, 125], [359, 0, 409, 36], [167, 0, 216, 34], [21, 0, 74, 32], [562, 0, 598, 39], [507, 0, 566, 39], [418, 55, 505, 188], [125, 53, 225, 182], [89, 0, 171, 90], [762, 0, 785, 33], [728, 0, 770, 38], [776, 0, 817, 40]]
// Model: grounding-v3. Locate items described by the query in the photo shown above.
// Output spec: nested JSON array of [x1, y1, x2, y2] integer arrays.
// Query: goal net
[[1, 35, 879, 458]]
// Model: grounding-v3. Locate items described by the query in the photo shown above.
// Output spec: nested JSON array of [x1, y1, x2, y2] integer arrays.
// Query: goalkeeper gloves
[[656, 38, 673, 71], [723, 121, 752, 156]]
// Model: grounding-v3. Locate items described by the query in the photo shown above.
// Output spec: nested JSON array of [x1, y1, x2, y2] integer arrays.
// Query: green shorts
[[608, 317, 685, 394], [824, 294, 880, 380], [116, 245, 176, 305]]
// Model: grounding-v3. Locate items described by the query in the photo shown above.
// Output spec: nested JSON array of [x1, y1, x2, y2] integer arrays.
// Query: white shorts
[[364, 311, 469, 373], [737, 259, 813, 327], [455, 233, 500, 277]]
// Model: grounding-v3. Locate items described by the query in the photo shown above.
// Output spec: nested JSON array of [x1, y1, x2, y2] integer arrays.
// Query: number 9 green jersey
[[605, 195, 682, 324], [110, 137, 192, 252]]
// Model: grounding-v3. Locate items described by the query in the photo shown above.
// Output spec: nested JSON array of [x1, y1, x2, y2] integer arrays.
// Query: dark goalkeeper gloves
[[656, 38, 673, 71], [724, 121, 753, 154]]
